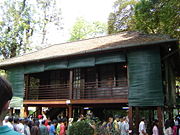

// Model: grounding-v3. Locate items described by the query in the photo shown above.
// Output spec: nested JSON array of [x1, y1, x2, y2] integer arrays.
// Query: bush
[[68, 120, 94, 135]]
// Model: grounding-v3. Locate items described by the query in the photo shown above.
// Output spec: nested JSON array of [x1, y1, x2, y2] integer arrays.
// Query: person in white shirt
[[2, 116, 9, 126], [121, 117, 129, 135], [17, 118, 25, 134], [152, 119, 159, 135], [139, 117, 147, 135], [118, 116, 123, 133], [38, 115, 43, 126], [164, 119, 173, 135], [4, 116, 14, 130], [24, 119, 31, 135]]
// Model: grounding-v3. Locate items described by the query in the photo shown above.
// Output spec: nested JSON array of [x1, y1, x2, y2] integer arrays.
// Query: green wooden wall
[[127, 47, 164, 106]]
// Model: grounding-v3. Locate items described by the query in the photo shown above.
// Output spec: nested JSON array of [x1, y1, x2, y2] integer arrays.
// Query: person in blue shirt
[[0, 76, 21, 135], [49, 119, 57, 135]]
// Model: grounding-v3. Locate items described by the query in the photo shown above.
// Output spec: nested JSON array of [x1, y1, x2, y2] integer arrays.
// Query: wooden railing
[[25, 80, 128, 100]]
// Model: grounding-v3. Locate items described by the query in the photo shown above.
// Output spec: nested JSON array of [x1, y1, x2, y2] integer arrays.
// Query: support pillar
[[25, 75, 30, 100], [68, 105, 73, 118], [8, 108, 13, 116], [149, 109, 153, 135], [128, 107, 133, 135], [24, 105, 29, 118], [36, 106, 42, 118], [80, 107, 84, 115], [168, 108, 173, 119], [135, 107, 140, 134], [157, 107, 163, 135], [69, 70, 73, 99]]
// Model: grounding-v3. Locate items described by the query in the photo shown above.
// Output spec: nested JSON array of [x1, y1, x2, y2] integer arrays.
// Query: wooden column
[[25, 75, 30, 99], [36, 106, 42, 117], [9, 108, 13, 116], [24, 105, 29, 118], [168, 108, 173, 119], [128, 107, 133, 135], [157, 107, 163, 135], [135, 107, 140, 134], [68, 105, 73, 118], [80, 69, 85, 98], [80, 107, 84, 115], [149, 109, 153, 135], [95, 67, 98, 88], [69, 70, 73, 99]]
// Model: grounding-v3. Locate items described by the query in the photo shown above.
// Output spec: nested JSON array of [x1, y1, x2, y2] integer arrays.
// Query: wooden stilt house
[[0, 31, 179, 134]]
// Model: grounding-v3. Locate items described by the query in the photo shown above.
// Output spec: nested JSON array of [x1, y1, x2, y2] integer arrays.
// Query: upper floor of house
[[24, 62, 128, 100]]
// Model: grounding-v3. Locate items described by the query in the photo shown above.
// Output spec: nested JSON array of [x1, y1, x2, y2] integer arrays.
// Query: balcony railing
[[25, 80, 128, 100]]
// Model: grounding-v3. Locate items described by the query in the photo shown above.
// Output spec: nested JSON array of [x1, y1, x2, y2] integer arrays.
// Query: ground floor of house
[[7, 98, 179, 135]]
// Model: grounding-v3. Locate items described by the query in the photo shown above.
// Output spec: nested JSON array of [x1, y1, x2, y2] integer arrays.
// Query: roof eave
[[0, 39, 178, 69]]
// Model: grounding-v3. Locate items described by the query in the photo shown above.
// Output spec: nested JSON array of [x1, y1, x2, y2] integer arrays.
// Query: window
[[73, 68, 82, 99], [84, 67, 96, 99], [50, 70, 69, 85], [85, 67, 96, 83], [98, 64, 114, 87], [116, 63, 127, 87]]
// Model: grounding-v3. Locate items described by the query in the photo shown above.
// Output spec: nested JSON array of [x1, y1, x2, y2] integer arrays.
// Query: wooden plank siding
[[24, 63, 128, 104]]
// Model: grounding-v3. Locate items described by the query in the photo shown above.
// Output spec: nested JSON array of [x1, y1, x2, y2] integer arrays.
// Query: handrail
[[25, 80, 128, 100]]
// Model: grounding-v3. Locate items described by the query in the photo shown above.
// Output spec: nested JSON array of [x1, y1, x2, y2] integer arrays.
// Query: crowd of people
[[2, 115, 67, 135], [138, 116, 180, 135], [1, 112, 130, 135], [1, 113, 180, 135], [164, 117, 180, 135], [102, 115, 129, 135]]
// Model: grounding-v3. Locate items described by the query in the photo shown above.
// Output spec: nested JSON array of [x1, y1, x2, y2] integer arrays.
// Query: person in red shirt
[[45, 117, 51, 126], [59, 119, 66, 135]]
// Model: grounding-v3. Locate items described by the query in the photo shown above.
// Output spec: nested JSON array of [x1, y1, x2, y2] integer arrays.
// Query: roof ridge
[[1, 31, 130, 61]]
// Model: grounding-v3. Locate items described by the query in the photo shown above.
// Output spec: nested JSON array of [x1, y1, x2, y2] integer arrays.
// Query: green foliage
[[0, 0, 34, 58], [0, 0, 63, 59], [134, 0, 156, 33], [108, 0, 180, 39], [108, 0, 138, 34], [69, 17, 107, 41], [134, 0, 180, 39], [103, 109, 127, 118], [0, 70, 6, 77], [68, 120, 94, 135], [68, 116, 121, 135]]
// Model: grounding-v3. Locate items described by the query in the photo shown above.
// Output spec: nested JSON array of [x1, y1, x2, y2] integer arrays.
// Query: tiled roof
[[0, 31, 176, 68]]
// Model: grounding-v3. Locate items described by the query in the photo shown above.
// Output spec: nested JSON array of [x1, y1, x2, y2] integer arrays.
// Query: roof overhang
[[0, 39, 178, 69]]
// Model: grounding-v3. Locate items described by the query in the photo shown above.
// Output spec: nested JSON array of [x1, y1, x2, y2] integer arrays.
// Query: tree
[[68, 120, 94, 135], [134, 0, 180, 39], [69, 17, 107, 41], [108, 0, 138, 34], [0, 0, 64, 59], [0, 70, 6, 77], [0, 0, 34, 58], [108, 0, 180, 39], [35, 0, 63, 45]]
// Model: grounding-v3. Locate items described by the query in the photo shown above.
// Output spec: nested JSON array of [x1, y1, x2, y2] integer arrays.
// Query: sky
[[0, 0, 116, 49], [47, 0, 116, 44], [60, 0, 115, 28]]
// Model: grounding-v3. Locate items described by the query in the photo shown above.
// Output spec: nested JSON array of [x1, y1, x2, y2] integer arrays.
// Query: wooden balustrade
[[24, 80, 128, 100]]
